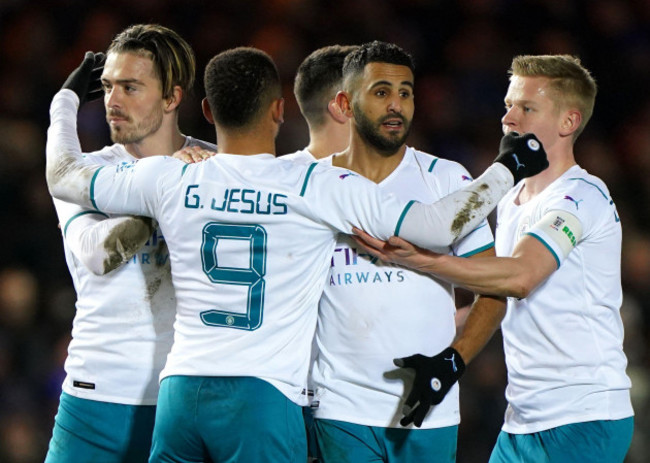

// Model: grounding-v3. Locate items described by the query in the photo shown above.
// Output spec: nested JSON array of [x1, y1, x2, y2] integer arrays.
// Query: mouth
[[381, 117, 404, 132], [107, 111, 128, 123]]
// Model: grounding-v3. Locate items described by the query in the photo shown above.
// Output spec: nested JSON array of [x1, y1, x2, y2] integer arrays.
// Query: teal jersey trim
[[568, 177, 608, 200], [395, 200, 416, 236], [89, 166, 105, 211], [181, 163, 190, 176], [526, 231, 560, 268], [427, 158, 438, 173], [458, 241, 494, 258], [300, 162, 318, 197], [63, 210, 110, 237]]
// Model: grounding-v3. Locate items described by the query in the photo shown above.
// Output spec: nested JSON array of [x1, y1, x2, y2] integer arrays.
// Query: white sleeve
[[301, 162, 512, 251], [397, 163, 513, 249], [526, 210, 582, 268], [62, 208, 153, 275], [46, 90, 102, 208]]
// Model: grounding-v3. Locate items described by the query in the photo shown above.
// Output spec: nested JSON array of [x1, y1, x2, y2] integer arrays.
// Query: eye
[[400, 90, 411, 98], [102, 83, 112, 93], [375, 89, 387, 97]]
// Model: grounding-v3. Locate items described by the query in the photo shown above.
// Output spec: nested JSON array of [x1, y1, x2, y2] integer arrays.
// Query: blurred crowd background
[[0, 0, 649, 461]]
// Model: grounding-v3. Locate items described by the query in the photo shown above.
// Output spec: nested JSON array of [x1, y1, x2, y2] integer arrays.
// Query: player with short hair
[[353, 54, 634, 463], [45, 46, 547, 462], [285, 44, 359, 463], [310, 40, 506, 463], [286, 44, 359, 163], [44, 24, 215, 463]]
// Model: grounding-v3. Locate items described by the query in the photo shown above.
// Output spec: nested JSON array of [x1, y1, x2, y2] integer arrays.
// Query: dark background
[[0, 0, 648, 461]]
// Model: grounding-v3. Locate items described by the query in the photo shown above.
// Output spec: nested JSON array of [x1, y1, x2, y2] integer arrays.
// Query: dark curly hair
[[204, 47, 281, 129]]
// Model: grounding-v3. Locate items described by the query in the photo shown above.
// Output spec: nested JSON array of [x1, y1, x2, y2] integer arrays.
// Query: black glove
[[61, 51, 106, 105], [493, 131, 548, 184], [395, 347, 465, 427]]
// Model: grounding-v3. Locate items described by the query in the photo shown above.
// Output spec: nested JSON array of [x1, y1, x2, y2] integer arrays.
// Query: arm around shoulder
[[64, 211, 153, 275]]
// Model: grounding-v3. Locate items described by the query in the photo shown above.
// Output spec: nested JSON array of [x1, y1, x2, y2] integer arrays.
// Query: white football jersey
[[281, 148, 316, 164], [313, 147, 494, 428], [89, 153, 412, 405], [496, 165, 633, 433], [53, 136, 215, 405]]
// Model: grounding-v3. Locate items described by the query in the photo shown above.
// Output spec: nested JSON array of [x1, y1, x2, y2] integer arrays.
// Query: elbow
[[84, 258, 112, 276], [45, 162, 68, 201], [505, 276, 537, 299]]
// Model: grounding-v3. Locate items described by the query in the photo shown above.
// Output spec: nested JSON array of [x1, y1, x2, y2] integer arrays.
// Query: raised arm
[[395, 132, 548, 249], [46, 52, 106, 206]]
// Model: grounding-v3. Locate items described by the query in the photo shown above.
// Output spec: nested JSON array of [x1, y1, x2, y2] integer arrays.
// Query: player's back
[[151, 153, 403, 405]]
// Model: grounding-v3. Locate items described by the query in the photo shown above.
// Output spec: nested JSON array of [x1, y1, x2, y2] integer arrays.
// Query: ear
[[335, 91, 354, 118], [202, 98, 215, 125], [272, 97, 285, 124], [327, 98, 349, 124], [560, 109, 581, 137], [164, 85, 183, 113]]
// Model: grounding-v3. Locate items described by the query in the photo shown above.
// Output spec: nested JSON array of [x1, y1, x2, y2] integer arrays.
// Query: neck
[[217, 126, 276, 156], [333, 135, 406, 184], [124, 114, 186, 159], [519, 147, 577, 202], [306, 122, 350, 159]]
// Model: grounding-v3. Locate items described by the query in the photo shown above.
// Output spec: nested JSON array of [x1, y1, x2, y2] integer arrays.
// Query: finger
[[351, 227, 386, 250], [412, 404, 429, 427], [175, 154, 191, 163], [386, 235, 416, 251], [399, 407, 417, 426], [82, 50, 95, 63], [401, 386, 420, 410], [93, 52, 106, 68], [350, 236, 385, 259], [393, 354, 419, 369]]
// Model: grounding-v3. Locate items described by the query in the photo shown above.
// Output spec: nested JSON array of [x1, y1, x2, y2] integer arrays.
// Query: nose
[[104, 87, 121, 109], [388, 95, 402, 113], [501, 106, 517, 128]]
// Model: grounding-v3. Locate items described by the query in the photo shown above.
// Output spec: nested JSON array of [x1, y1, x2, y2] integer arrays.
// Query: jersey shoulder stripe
[[90, 166, 105, 211], [63, 210, 109, 236], [300, 162, 318, 197]]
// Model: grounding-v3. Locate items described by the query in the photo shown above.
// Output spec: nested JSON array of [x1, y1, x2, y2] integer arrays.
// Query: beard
[[108, 105, 164, 145], [353, 102, 411, 155]]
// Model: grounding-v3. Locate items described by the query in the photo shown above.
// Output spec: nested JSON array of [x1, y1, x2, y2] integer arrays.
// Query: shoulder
[[409, 147, 471, 177], [280, 149, 316, 164], [84, 144, 131, 164], [550, 167, 612, 211], [542, 167, 618, 231], [563, 168, 611, 200], [186, 136, 217, 151]]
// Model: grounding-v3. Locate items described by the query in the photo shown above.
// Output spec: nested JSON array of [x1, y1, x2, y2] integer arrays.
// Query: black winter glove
[[62, 51, 106, 105], [493, 131, 548, 184], [395, 347, 466, 427]]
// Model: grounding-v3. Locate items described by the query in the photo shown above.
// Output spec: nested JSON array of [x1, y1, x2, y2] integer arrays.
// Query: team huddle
[[43, 24, 633, 463]]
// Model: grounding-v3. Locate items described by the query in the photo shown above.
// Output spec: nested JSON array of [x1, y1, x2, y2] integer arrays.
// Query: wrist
[[441, 346, 466, 378]]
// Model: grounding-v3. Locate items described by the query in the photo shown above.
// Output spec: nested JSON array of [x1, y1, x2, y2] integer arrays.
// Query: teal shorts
[[489, 417, 634, 463], [150, 375, 306, 462], [44, 391, 156, 463], [315, 418, 458, 463]]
